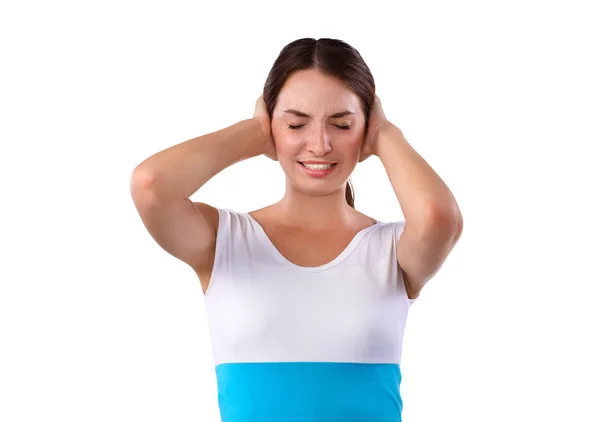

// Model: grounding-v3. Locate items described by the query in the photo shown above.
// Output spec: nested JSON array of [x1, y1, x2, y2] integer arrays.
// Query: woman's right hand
[[253, 94, 277, 161]]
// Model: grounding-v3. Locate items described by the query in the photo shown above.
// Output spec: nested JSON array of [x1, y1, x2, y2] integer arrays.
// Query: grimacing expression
[[271, 69, 367, 196]]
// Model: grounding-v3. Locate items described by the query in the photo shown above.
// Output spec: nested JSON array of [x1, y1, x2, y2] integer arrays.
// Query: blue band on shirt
[[215, 361, 403, 422]]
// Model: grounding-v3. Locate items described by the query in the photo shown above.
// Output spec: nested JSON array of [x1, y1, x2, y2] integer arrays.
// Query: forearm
[[131, 119, 265, 200], [375, 123, 462, 227]]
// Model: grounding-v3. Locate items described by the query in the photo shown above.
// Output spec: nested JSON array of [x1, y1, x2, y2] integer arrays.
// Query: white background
[[2, 0, 599, 421]]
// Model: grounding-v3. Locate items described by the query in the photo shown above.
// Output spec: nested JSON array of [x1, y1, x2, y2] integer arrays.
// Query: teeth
[[302, 163, 334, 170]]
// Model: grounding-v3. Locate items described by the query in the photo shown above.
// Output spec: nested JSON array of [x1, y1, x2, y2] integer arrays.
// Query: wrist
[[234, 119, 267, 159], [373, 121, 399, 156], [251, 118, 272, 152]]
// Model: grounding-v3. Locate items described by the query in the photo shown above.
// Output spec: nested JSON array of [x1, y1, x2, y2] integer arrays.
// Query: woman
[[130, 38, 463, 422]]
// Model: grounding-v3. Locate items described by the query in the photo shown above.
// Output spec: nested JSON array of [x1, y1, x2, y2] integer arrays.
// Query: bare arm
[[363, 96, 462, 300], [130, 118, 268, 280], [375, 123, 463, 300]]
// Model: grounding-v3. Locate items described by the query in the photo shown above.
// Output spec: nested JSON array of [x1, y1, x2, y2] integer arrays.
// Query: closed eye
[[287, 124, 350, 130]]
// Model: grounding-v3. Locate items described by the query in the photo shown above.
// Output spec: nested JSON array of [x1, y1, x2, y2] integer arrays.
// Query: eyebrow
[[283, 109, 355, 118]]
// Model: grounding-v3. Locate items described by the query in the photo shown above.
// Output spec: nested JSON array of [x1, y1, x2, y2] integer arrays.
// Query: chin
[[291, 175, 348, 197]]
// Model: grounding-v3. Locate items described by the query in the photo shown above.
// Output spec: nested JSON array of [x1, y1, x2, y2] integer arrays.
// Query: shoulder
[[366, 218, 406, 239], [196, 205, 261, 235]]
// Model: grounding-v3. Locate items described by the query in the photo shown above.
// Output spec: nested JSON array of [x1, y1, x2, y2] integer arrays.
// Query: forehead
[[275, 69, 362, 115]]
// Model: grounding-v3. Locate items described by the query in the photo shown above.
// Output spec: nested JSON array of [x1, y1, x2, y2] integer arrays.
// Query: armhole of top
[[392, 220, 417, 307], [203, 207, 227, 297]]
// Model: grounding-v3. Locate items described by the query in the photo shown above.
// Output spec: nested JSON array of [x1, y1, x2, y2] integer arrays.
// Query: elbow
[[131, 165, 157, 191], [130, 166, 162, 206], [131, 159, 170, 194], [424, 202, 463, 244]]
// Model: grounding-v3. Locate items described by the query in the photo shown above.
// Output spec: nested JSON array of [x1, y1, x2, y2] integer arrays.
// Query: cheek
[[273, 126, 302, 155], [343, 123, 366, 147], [339, 134, 365, 163], [349, 133, 364, 147], [341, 134, 364, 155]]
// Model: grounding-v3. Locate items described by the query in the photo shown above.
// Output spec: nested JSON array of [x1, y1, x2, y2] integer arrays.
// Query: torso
[[201, 208, 414, 421]]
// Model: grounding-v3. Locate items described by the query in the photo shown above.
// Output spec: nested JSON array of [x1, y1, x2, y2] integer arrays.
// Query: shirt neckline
[[242, 212, 383, 273]]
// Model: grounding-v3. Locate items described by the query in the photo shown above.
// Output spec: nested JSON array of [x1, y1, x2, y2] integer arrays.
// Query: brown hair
[[262, 38, 376, 208]]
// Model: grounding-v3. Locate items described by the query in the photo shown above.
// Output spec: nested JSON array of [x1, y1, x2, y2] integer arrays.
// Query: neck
[[275, 183, 354, 230]]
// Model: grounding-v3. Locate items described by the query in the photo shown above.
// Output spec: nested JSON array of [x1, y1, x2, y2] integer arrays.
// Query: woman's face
[[271, 69, 367, 198]]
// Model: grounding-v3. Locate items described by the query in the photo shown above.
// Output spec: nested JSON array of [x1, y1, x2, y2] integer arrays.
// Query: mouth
[[298, 162, 338, 170], [297, 161, 338, 178]]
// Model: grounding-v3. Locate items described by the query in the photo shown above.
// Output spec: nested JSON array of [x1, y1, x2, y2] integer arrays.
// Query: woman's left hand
[[359, 94, 392, 162]]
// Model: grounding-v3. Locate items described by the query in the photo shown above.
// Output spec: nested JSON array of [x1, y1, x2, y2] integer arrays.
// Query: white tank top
[[202, 207, 416, 421]]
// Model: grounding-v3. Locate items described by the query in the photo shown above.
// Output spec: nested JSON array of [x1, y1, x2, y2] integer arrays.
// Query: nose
[[306, 126, 332, 156]]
